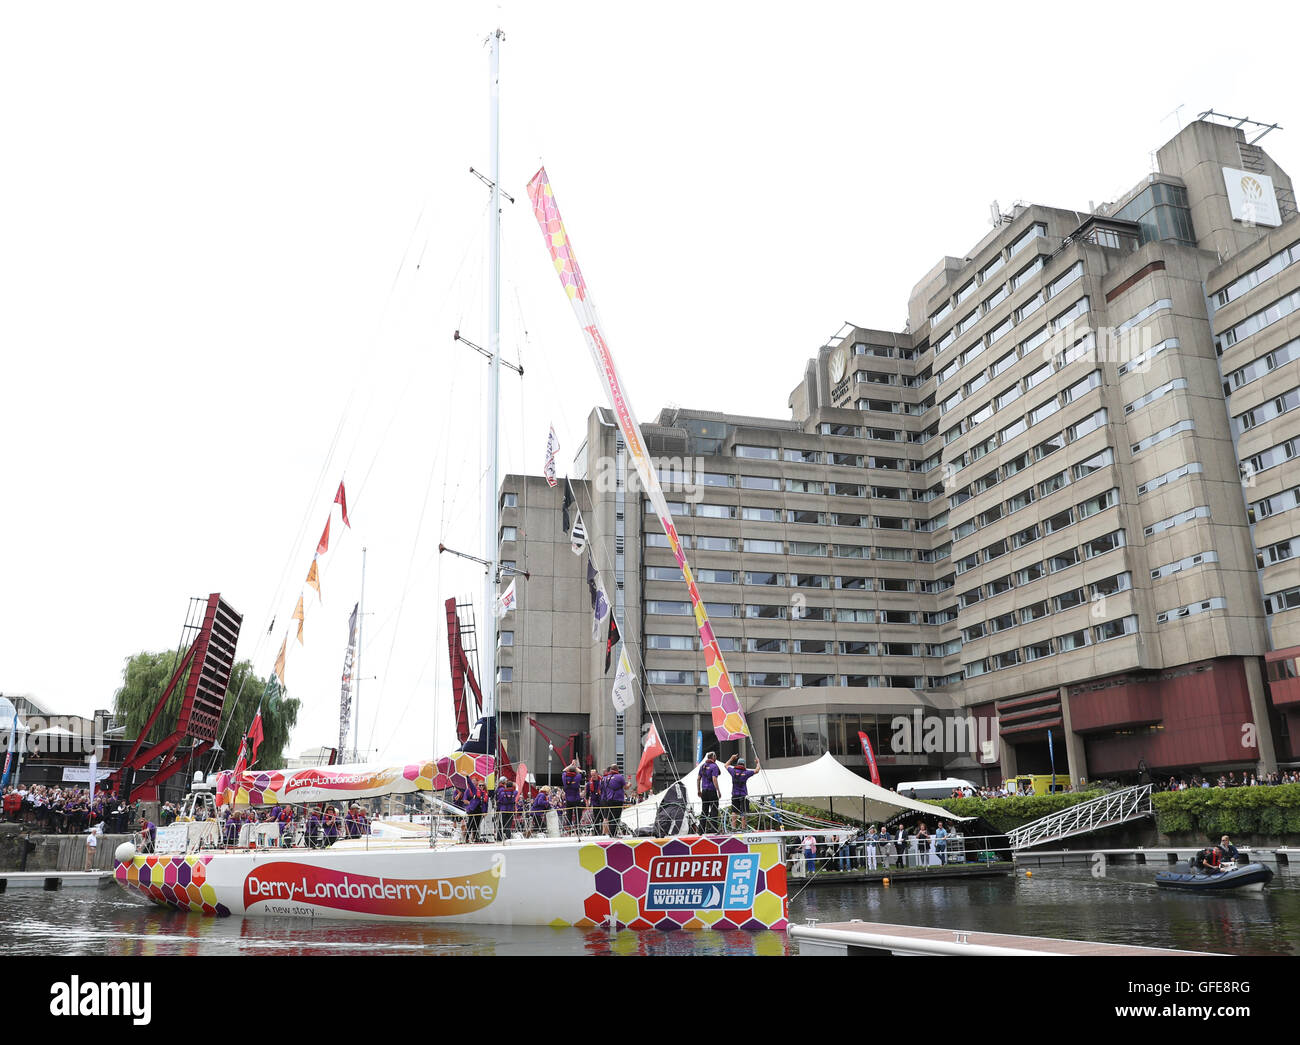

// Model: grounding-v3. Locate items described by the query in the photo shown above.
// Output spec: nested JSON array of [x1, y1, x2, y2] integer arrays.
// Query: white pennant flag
[[611, 644, 635, 713], [495, 579, 517, 619], [544, 425, 560, 488]]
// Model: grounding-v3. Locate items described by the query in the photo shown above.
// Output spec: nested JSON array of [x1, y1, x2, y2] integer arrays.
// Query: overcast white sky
[[2, 1, 1296, 764]]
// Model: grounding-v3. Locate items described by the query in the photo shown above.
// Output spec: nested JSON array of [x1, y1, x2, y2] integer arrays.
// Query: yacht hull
[[113, 833, 788, 930]]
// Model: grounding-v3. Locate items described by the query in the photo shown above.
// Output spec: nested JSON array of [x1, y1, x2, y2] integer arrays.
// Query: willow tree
[[114, 651, 300, 770]]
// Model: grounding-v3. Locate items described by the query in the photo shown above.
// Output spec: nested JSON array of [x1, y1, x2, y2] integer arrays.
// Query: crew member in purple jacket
[[601, 764, 626, 837], [495, 778, 519, 839], [139, 817, 156, 853], [528, 787, 551, 836], [561, 760, 584, 835], [697, 751, 722, 833], [724, 755, 761, 832], [464, 785, 487, 842]]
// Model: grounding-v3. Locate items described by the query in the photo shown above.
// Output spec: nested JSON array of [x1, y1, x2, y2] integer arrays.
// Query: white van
[[894, 778, 978, 801]]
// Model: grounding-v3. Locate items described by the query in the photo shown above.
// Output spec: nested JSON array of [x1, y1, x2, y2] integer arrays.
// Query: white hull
[[115, 833, 788, 930]]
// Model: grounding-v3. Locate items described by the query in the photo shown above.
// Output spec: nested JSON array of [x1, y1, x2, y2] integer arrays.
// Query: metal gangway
[[1006, 784, 1153, 851]]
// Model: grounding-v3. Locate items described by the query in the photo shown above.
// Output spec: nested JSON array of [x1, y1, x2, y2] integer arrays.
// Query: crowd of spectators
[[1158, 770, 1300, 791], [1, 785, 138, 833]]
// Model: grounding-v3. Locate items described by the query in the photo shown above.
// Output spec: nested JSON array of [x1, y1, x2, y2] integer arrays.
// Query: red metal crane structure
[[110, 593, 243, 802]]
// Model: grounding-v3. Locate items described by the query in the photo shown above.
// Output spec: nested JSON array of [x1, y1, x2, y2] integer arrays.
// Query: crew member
[[697, 751, 722, 833], [600, 764, 626, 837], [724, 755, 759, 832], [561, 760, 584, 835]]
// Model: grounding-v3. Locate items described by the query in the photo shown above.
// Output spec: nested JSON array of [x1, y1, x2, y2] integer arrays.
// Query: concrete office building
[[496, 114, 1300, 790]]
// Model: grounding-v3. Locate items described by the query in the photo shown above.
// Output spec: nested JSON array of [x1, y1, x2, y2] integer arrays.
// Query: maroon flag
[[335, 481, 350, 528], [605, 615, 621, 673], [317, 517, 331, 556]]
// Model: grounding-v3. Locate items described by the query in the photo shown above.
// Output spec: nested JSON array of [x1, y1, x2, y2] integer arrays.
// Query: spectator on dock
[[802, 834, 817, 874], [935, 822, 949, 865]]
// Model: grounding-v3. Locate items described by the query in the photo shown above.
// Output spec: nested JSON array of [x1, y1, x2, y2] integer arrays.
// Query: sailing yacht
[[111, 30, 788, 931]]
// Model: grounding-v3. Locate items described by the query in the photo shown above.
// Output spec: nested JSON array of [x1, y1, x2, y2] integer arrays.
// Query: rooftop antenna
[[1197, 109, 1284, 145], [1162, 104, 1185, 132]]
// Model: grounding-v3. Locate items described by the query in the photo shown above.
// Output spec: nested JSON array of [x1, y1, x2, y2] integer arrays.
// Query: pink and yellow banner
[[215, 753, 495, 807], [527, 168, 748, 741]]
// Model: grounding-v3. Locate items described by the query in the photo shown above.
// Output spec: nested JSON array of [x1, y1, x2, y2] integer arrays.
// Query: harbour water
[[2, 863, 1295, 955]]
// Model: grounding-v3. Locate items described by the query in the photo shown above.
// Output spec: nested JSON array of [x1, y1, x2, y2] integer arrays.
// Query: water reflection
[[0, 865, 1293, 956]]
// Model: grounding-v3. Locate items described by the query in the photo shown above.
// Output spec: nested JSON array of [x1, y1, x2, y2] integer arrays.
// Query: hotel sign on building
[[1222, 166, 1282, 227]]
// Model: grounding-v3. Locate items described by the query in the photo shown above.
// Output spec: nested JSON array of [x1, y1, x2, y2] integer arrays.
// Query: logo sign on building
[[1222, 167, 1282, 228], [828, 345, 852, 406], [645, 853, 761, 911]]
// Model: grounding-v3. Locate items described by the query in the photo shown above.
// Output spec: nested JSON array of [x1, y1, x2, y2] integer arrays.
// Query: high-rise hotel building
[[497, 116, 1300, 788]]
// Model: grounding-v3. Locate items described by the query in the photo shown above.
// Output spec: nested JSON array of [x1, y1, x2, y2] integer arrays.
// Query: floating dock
[[790, 920, 1218, 956], [0, 870, 114, 892]]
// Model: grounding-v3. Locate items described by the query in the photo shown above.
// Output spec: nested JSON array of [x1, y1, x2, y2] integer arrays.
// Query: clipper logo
[[243, 863, 498, 917], [645, 854, 760, 911]]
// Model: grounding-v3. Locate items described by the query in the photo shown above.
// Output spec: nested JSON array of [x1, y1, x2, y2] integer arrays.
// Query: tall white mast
[[482, 28, 503, 722], [353, 545, 367, 762]]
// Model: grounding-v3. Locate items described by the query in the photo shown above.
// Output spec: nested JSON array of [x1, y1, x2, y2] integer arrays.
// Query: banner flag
[[611, 645, 635, 714], [335, 481, 350, 527], [273, 636, 287, 685], [339, 602, 358, 756], [544, 425, 560, 488], [317, 517, 331, 556], [306, 558, 321, 600], [0, 712, 17, 788], [857, 731, 881, 787], [528, 168, 748, 740], [561, 480, 574, 534]]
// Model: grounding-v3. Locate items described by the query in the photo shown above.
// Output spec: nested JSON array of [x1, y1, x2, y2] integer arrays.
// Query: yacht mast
[[482, 28, 503, 733]]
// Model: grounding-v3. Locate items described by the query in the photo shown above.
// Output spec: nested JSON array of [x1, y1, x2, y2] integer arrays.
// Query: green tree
[[114, 651, 300, 770]]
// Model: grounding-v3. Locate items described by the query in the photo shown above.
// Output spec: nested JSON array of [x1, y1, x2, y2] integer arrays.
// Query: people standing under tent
[[837, 829, 853, 872], [865, 826, 879, 871], [601, 764, 626, 837], [802, 834, 817, 874], [935, 821, 949, 865], [697, 751, 722, 833], [561, 760, 584, 835], [723, 755, 759, 832], [894, 823, 907, 868]]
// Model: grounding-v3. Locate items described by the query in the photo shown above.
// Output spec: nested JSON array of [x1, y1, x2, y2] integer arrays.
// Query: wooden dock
[[790, 919, 1217, 956]]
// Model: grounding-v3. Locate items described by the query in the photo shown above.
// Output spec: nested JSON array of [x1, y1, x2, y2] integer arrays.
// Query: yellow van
[[1004, 774, 1068, 796]]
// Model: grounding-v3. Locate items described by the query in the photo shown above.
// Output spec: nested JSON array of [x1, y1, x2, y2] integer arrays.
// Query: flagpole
[[483, 28, 503, 769]]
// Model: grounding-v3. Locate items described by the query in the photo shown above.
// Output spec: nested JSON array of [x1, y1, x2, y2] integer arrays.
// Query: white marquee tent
[[621, 752, 974, 832]]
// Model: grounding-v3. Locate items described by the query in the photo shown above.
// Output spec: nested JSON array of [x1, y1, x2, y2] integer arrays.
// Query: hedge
[[1151, 783, 1300, 838], [926, 792, 1105, 833]]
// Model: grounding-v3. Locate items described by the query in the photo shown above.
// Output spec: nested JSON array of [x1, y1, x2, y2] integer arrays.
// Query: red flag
[[858, 730, 881, 787], [317, 517, 331, 556], [248, 710, 265, 767], [636, 725, 665, 794], [335, 481, 350, 528]]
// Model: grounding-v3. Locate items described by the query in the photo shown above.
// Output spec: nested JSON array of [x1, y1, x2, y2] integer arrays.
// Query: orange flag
[[273, 637, 287, 684], [306, 558, 321, 600], [317, 517, 331, 556], [293, 596, 305, 645]]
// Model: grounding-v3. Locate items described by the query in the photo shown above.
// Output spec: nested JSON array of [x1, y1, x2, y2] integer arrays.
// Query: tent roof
[[622, 752, 972, 830]]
